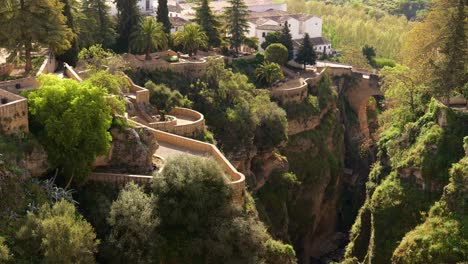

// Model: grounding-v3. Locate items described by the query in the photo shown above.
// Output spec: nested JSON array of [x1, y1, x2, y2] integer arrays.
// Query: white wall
[[303, 17, 322, 38], [283, 18, 300, 40], [314, 44, 333, 55]]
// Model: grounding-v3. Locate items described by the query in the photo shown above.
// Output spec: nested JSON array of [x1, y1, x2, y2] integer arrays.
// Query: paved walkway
[[155, 141, 207, 159], [173, 113, 197, 125]]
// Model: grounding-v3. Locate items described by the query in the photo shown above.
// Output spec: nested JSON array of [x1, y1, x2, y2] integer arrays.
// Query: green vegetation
[[224, 0, 249, 54], [261, 24, 294, 60], [156, 0, 171, 34], [78, 0, 116, 49], [255, 62, 285, 87], [289, 1, 411, 61], [131, 17, 168, 60], [27, 75, 113, 185], [194, 0, 222, 47], [16, 200, 99, 263], [145, 81, 189, 120], [173, 24, 208, 56], [0, 0, 73, 72], [190, 58, 288, 154], [295, 33, 316, 70], [265, 43, 289, 65], [104, 155, 297, 263], [115, 0, 141, 52]]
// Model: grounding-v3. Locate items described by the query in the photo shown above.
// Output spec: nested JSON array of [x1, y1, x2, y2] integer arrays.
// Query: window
[[289, 24, 291, 27], [146, 0, 150, 11], [262, 32, 266, 37]]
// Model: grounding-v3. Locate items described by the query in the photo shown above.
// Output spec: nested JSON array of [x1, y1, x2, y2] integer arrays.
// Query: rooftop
[[249, 9, 320, 25]]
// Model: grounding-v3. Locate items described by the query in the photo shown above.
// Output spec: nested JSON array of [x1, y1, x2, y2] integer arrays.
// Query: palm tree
[[131, 17, 168, 60], [255, 62, 285, 88], [173, 24, 208, 57]]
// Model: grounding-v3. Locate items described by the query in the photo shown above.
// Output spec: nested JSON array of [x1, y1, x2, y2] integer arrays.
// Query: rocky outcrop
[[102, 126, 159, 174], [251, 151, 289, 191], [23, 144, 48, 177]]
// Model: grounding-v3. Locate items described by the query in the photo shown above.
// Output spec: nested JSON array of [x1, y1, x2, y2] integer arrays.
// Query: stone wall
[[36, 53, 57, 77], [148, 107, 205, 137], [89, 119, 246, 205], [123, 53, 218, 79], [270, 80, 309, 104], [124, 74, 150, 104], [64, 63, 83, 82], [0, 89, 28, 135]]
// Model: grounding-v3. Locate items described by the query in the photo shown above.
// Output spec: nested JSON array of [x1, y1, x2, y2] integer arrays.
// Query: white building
[[246, 9, 332, 54], [107, 0, 156, 16]]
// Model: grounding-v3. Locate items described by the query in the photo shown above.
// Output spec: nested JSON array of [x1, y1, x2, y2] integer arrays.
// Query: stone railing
[[148, 107, 205, 137], [0, 89, 28, 135], [123, 74, 150, 104], [64, 63, 83, 82], [131, 119, 245, 204], [90, 120, 246, 205], [89, 172, 154, 186], [270, 79, 309, 104], [124, 53, 222, 79], [36, 53, 57, 77]]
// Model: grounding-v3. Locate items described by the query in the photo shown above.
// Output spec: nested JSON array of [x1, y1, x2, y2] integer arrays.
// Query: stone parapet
[[0, 89, 28, 135]]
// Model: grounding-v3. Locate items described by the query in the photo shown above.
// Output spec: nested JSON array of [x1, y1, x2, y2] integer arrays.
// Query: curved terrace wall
[[270, 79, 309, 104], [90, 119, 245, 205], [148, 107, 205, 137]]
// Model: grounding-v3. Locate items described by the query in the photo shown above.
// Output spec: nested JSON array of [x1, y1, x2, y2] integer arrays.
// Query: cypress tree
[[295, 33, 316, 70], [279, 23, 294, 60], [224, 0, 249, 55], [194, 0, 221, 48], [57, 0, 79, 66], [79, 0, 116, 48], [115, 0, 140, 53], [157, 0, 171, 34], [433, 0, 467, 100]]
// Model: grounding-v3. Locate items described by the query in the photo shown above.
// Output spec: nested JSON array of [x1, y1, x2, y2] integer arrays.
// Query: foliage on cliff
[[344, 101, 468, 263], [105, 154, 297, 263], [27, 75, 113, 185]]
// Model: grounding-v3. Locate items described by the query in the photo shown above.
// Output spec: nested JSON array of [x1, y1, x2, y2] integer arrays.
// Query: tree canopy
[[256, 62, 285, 88], [173, 24, 208, 56], [265, 43, 289, 65], [145, 81, 188, 120], [224, 0, 249, 54], [194, 0, 222, 47], [115, 0, 141, 52], [157, 0, 171, 34], [295, 33, 316, 70], [0, 0, 74, 72], [16, 200, 99, 263], [132, 17, 168, 60], [27, 75, 113, 185]]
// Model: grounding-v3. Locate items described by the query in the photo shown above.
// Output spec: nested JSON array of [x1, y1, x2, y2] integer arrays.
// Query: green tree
[[157, 0, 171, 34], [194, 0, 222, 47], [78, 0, 116, 48], [256, 62, 285, 87], [115, 0, 140, 53], [145, 81, 187, 121], [224, 0, 249, 55], [295, 33, 316, 70], [362, 44, 376, 66], [57, 0, 80, 66], [152, 154, 296, 263], [132, 17, 168, 60], [279, 23, 294, 60], [432, 0, 467, 100], [107, 183, 156, 263], [78, 44, 128, 73], [27, 75, 113, 185], [261, 31, 281, 50], [265, 43, 289, 65], [173, 24, 208, 56], [16, 200, 99, 263], [0, 0, 74, 72], [243, 36, 259, 51]]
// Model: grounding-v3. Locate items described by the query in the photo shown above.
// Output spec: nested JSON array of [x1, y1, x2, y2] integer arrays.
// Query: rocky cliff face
[[96, 126, 158, 174]]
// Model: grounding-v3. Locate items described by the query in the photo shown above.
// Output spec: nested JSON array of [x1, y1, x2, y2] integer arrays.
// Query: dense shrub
[[265, 43, 289, 65]]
